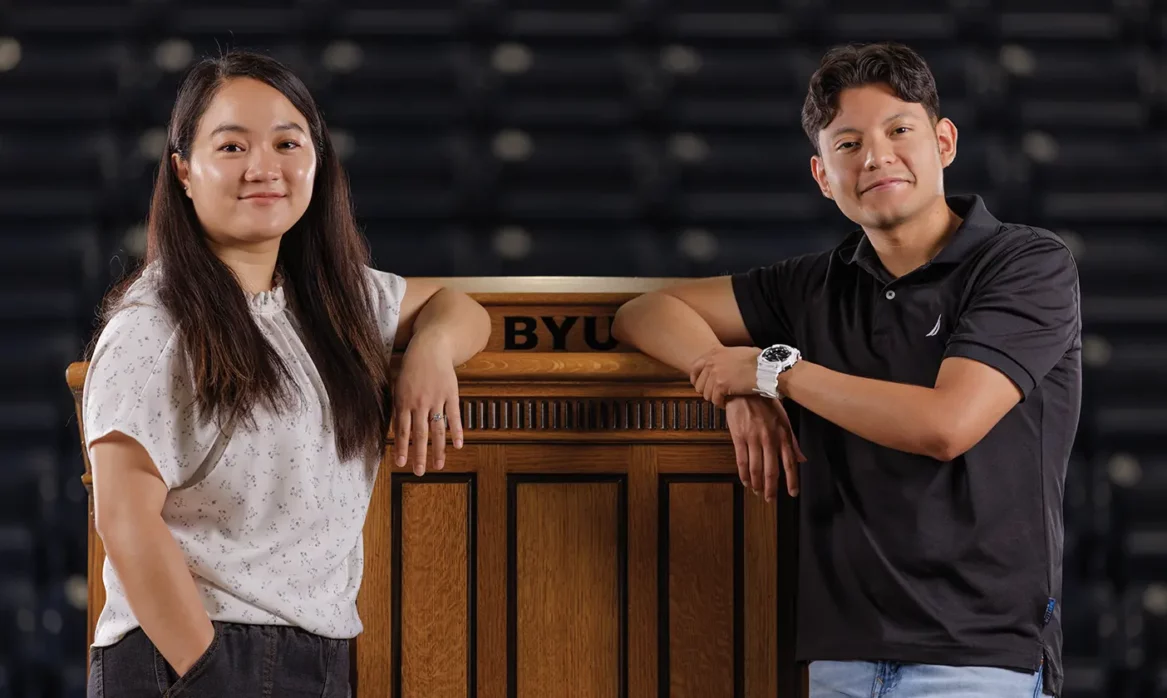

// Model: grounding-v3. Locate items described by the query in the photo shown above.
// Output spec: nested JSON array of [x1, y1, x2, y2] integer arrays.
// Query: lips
[[861, 178, 909, 194], [240, 192, 285, 200]]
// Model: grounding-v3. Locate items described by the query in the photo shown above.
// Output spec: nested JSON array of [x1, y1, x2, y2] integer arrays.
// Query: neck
[[206, 238, 281, 295], [864, 196, 962, 278]]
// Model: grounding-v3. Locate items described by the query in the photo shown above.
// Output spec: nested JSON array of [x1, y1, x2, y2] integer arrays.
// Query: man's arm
[[616, 276, 805, 501], [611, 276, 754, 371], [694, 234, 1079, 461], [91, 434, 215, 676], [690, 347, 1020, 460], [775, 357, 1022, 461]]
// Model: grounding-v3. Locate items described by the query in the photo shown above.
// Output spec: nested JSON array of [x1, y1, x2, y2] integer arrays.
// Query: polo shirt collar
[[838, 194, 1002, 271]]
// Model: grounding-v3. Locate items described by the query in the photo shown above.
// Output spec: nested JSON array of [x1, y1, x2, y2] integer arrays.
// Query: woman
[[82, 50, 490, 696]]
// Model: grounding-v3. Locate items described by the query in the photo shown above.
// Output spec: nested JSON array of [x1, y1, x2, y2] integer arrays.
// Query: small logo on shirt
[[925, 315, 942, 337]]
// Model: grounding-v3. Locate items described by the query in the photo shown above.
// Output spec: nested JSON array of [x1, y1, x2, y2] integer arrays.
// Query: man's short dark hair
[[801, 42, 941, 151]]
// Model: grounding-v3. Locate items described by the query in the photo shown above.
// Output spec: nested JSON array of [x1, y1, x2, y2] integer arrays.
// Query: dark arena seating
[[2, 0, 1164, 695]]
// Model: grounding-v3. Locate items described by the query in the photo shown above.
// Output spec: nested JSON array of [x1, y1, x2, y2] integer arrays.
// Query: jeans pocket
[[161, 626, 223, 697]]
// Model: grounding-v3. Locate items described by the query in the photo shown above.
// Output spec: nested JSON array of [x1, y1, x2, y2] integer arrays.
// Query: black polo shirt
[[731, 195, 1081, 697]]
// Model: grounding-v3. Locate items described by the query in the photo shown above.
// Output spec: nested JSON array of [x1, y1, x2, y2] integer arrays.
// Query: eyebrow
[[829, 112, 915, 139], [209, 122, 307, 138]]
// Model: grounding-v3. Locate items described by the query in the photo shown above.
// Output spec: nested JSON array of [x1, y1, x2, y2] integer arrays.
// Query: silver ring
[[430, 412, 446, 422]]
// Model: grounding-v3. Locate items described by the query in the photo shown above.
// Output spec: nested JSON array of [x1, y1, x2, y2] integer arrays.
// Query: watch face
[[762, 345, 791, 363]]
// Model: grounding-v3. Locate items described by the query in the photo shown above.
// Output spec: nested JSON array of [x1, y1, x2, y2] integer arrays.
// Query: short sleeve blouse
[[82, 264, 406, 647]]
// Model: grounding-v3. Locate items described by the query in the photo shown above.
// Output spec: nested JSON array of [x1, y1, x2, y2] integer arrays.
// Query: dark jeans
[[87, 621, 351, 697]]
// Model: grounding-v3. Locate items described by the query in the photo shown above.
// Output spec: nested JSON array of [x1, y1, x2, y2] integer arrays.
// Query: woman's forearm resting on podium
[[397, 283, 492, 364]]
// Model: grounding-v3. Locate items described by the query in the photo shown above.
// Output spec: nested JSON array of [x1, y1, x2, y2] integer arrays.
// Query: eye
[[892, 126, 911, 135], [278, 140, 301, 150], [836, 141, 858, 151], [218, 143, 243, 153]]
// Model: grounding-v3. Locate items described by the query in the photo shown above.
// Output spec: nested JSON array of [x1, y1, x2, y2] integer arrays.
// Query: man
[[612, 42, 1080, 698]]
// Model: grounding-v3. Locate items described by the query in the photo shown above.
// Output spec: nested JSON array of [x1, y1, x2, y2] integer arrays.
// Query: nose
[[243, 145, 281, 182], [863, 135, 898, 171]]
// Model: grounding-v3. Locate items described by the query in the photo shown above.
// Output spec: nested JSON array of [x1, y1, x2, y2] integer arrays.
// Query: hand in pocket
[[159, 625, 223, 697]]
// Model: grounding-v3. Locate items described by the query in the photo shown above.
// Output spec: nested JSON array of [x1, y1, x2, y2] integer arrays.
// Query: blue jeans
[[808, 660, 1046, 698]]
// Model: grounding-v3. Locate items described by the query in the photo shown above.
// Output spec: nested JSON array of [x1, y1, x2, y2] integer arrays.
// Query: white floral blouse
[[82, 263, 406, 647]]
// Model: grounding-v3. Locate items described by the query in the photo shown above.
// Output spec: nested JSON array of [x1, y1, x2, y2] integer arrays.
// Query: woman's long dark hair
[[90, 50, 392, 463]]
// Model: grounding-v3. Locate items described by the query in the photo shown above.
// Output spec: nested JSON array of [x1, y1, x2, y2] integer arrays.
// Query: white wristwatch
[[754, 344, 801, 399]]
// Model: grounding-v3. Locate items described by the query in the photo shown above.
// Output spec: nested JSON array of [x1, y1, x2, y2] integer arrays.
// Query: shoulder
[[739, 243, 840, 284], [363, 266, 408, 346], [91, 271, 179, 367], [791, 246, 840, 272], [364, 265, 407, 308], [83, 275, 186, 426], [984, 223, 1075, 262], [977, 224, 1079, 279], [767, 240, 845, 291]]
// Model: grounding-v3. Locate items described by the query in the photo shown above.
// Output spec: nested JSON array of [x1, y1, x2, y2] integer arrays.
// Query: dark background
[[2, 0, 1165, 696]]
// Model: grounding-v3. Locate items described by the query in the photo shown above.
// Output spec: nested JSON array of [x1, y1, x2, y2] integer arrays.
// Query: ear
[[936, 117, 958, 169], [810, 154, 834, 200], [171, 153, 192, 197]]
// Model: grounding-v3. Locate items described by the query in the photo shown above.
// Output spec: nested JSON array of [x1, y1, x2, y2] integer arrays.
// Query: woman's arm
[[391, 280, 492, 474], [90, 433, 214, 676], [395, 280, 492, 364]]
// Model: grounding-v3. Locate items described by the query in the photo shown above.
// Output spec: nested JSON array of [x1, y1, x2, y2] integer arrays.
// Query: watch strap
[[754, 344, 801, 399], [755, 360, 781, 399]]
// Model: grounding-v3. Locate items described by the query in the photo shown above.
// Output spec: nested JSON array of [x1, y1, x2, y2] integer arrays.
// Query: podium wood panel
[[665, 480, 739, 698], [514, 479, 622, 698], [67, 277, 804, 698], [398, 479, 471, 698]]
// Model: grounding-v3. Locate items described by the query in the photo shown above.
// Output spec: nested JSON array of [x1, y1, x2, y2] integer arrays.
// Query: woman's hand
[[392, 337, 464, 476], [725, 395, 805, 501]]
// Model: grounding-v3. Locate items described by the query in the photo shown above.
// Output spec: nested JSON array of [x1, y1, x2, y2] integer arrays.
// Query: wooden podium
[[67, 277, 802, 698]]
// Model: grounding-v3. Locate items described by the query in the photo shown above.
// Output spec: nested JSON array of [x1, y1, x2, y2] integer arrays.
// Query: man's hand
[[690, 345, 762, 408], [392, 336, 465, 475], [725, 396, 805, 501]]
